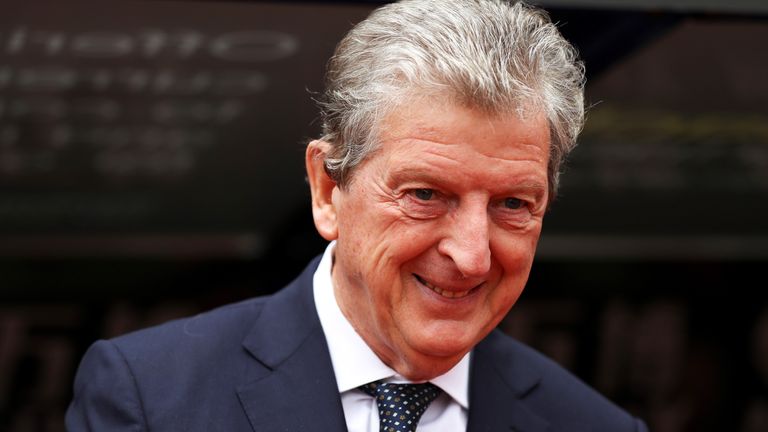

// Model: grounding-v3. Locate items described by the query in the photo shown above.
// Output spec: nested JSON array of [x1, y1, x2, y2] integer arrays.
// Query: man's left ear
[[305, 140, 339, 241]]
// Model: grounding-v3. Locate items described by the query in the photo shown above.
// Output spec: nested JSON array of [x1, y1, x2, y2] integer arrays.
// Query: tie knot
[[359, 381, 442, 432]]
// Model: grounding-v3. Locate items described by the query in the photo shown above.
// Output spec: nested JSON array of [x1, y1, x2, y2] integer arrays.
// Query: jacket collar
[[237, 257, 348, 432], [468, 329, 550, 432]]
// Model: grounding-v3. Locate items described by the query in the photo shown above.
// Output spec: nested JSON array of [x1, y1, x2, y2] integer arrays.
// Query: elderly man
[[67, 1, 648, 431]]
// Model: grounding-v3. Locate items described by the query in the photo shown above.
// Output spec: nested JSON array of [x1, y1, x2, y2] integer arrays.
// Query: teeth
[[418, 276, 473, 299]]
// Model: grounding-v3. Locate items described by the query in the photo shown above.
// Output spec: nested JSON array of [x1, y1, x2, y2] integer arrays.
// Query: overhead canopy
[[537, 0, 768, 14]]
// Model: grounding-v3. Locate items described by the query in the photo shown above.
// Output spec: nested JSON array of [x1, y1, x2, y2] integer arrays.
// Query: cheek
[[494, 235, 537, 271], [335, 193, 378, 254], [493, 221, 542, 262], [371, 214, 443, 266], [394, 228, 437, 258], [491, 235, 538, 299], [489, 262, 530, 318]]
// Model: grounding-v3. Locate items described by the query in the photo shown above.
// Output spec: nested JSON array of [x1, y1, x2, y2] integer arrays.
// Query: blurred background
[[1, 0, 767, 431]]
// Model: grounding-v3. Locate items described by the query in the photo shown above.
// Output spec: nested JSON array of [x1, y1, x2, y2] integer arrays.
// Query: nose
[[437, 201, 492, 278]]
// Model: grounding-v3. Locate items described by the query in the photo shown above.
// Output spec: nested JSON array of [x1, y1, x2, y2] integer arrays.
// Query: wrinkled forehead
[[366, 100, 548, 174], [372, 90, 550, 147], [392, 85, 545, 118]]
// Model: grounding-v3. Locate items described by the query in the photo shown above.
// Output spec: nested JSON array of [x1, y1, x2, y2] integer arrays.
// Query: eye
[[413, 189, 434, 201], [400, 188, 445, 220], [504, 197, 525, 209]]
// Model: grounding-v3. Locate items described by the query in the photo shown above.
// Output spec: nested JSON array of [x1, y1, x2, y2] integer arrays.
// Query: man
[[67, 1, 648, 431]]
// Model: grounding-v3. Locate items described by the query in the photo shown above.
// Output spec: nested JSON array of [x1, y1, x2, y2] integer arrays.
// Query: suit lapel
[[467, 330, 550, 432], [236, 258, 348, 432]]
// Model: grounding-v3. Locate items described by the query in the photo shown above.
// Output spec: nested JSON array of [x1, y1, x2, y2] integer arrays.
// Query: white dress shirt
[[313, 242, 469, 432]]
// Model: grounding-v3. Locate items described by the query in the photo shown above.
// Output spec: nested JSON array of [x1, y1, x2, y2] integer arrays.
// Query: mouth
[[414, 274, 480, 299]]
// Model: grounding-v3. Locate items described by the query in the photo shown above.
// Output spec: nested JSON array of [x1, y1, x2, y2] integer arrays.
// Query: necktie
[[359, 381, 442, 432]]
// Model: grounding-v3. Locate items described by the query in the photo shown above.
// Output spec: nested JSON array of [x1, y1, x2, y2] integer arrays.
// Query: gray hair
[[317, 0, 585, 202]]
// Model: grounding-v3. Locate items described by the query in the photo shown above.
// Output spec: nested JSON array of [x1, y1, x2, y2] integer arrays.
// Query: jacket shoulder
[[67, 296, 274, 431], [112, 295, 269, 357], [478, 330, 647, 431]]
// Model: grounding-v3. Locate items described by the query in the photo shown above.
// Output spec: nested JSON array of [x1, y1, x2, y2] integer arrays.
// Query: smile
[[414, 274, 477, 299]]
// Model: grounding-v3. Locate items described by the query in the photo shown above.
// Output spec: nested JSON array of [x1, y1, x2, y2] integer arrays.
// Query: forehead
[[375, 98, 551, 169], [355, 98, 551, 204]]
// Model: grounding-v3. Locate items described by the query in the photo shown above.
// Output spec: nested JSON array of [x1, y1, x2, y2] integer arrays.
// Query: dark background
[[1, 1, 767, 431]]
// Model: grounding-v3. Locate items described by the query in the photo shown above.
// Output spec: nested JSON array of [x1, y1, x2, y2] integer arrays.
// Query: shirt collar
[[313, 241, 470, 409]]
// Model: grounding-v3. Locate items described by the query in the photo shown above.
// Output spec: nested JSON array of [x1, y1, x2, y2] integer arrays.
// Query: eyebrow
[[511, 181, 547, 193]]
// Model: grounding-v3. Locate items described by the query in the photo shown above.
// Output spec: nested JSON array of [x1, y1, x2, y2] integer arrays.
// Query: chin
[[398, 353, 462, 381], [409, 327, 478, 358]]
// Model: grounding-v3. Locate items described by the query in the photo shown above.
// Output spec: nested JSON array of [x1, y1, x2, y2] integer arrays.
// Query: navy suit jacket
[[67, 257, 648, 431]]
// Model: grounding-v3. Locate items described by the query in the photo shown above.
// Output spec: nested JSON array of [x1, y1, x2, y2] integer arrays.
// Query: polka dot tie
[[359, 381, 442, 432]]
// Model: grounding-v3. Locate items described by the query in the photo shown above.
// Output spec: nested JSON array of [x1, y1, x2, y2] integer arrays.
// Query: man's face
[[310, 98, 550, 380]]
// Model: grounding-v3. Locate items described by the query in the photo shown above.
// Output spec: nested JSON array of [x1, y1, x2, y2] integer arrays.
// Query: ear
[[305, 140, 339, 241]]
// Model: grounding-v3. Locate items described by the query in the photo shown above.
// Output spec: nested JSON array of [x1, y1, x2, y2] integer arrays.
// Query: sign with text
[[0, 1, 372, 254]]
